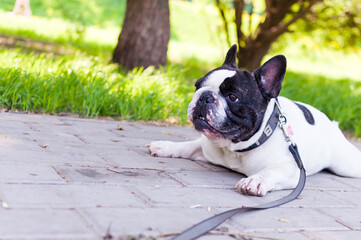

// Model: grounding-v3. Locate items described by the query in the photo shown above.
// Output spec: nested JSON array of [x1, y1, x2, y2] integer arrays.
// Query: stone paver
[[0, 112, 361, 239], [0, 208, 96, 239]]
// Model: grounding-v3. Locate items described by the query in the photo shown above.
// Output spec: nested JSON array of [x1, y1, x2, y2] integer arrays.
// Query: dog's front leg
[[147, 138, 205, 161], [235, 162, 299, 196]]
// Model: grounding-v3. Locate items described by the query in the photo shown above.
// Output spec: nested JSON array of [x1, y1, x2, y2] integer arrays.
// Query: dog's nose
[[199, 91, 215, 105]]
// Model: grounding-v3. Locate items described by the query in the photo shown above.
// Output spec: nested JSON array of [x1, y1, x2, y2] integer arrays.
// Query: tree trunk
[[221, 0, 321, 71], [111, 0, 170, 70], [237, 37, 274, 71]]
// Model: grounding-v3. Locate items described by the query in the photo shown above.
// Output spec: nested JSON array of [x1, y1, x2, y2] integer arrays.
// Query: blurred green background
[[0, 0, 360, 136]]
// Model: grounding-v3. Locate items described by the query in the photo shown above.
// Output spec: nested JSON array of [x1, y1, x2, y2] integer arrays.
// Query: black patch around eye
[[219, 77, 238, 93], [294, 102, 315, 125]]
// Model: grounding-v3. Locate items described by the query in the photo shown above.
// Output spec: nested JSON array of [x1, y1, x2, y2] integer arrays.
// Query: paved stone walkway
[[0, 112, 361, 240]]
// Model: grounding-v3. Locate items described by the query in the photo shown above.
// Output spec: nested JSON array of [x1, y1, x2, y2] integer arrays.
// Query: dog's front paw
[[146, 141, 176, 158], [235, 176, 272, 196]]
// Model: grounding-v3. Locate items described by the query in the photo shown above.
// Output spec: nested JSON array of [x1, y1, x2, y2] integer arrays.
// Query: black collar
[[234, 103, 280, 152]]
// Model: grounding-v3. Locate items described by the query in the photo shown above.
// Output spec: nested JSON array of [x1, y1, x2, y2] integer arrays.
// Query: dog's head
[[188, 45, 286, 143]]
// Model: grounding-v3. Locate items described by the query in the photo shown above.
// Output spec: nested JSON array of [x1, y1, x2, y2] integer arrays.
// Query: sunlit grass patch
[[0, 10, 118, 55], [271, 38, 361, 82], [0, 48, 193, 124], [282, 72, 361, 136]]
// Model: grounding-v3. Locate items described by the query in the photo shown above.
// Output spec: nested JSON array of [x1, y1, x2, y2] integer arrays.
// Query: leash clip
[[275, 99, 296, 147]]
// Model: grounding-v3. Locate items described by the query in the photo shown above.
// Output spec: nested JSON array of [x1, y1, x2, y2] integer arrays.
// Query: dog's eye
[[227, 94, 239, 102]]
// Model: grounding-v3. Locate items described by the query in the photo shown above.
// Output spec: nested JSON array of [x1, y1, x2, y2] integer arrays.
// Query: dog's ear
[[253, 55, 286, 99], [222, 44, 238, 68]]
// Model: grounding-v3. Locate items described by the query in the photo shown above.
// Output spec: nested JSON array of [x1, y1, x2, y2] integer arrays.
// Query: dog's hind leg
[[328, 138, 361, 178]]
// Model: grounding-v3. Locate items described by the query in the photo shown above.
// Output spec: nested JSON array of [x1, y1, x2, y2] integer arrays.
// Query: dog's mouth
[[193, 114, 209, 130], [190, 106, 207, 124], [192, 113, 240, 139], [188, 97, 243, 140], [193, 111, 212, 128], [193, 117, 221, 138], [195, 115, 206, 121]]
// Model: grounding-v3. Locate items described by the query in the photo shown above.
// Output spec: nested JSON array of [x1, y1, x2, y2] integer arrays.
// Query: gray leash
[[172, 99, 306, 240]]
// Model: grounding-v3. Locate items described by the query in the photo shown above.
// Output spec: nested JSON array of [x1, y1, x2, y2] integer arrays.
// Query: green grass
[[0, 1, 360, 137], [0, 48, 194, 124], [1, 47, 360, 136], [281, 72, 361, 136]]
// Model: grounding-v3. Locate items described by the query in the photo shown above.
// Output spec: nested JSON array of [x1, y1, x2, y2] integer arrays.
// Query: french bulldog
[[147, 45, 361, 196]]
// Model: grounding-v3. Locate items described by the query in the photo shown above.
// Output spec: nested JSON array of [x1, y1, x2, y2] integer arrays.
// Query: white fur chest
[[200, 134, 278, 176]]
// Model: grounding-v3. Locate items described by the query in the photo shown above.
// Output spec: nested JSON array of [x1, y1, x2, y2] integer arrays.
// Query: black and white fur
[[148, 45, 361, 196]]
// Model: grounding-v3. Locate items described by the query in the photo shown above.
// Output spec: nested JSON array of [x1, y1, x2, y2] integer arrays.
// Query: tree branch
[[259, 0, 322, 41], [266, 0, 321, 39], [215, 0, 231, 47], [262, 0, 298, 29], [233, 0, 245, 47]]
